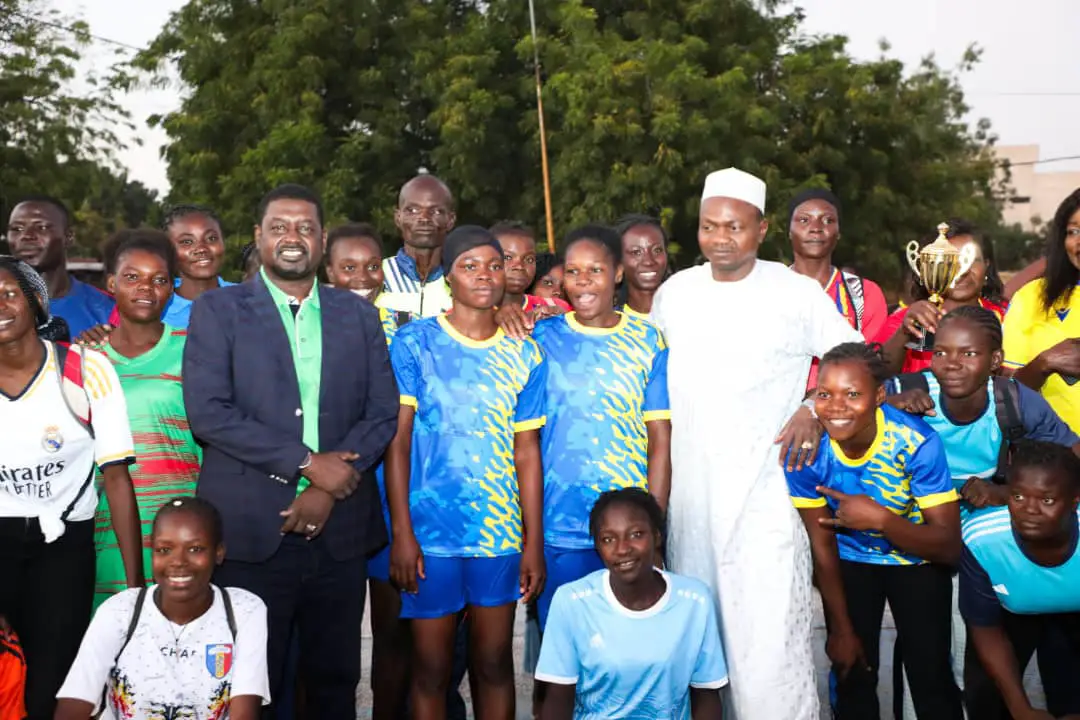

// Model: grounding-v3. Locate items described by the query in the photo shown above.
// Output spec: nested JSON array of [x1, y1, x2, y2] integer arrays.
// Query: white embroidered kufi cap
[[700, 167, 767, 214]]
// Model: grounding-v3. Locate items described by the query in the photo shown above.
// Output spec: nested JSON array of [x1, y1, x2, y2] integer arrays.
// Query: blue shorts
[[368, 545, 391, 583], [400, 554, 521, 619], [537, 547, 604, 630]]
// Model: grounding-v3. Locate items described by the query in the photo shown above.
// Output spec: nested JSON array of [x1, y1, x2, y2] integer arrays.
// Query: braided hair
[[1008, 440, 1080, 492], [153, 496, 225, 547], [937, 305, 1003, 351], [589, 487, 666, 545], [161, 204, 224, 235], [0, 256, 70, 342], [819, 342, 891, 386]]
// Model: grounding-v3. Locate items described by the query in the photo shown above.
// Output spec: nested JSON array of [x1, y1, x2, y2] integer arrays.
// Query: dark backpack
[[93, 587, 238, 718], [893, 372, 1024, 483]]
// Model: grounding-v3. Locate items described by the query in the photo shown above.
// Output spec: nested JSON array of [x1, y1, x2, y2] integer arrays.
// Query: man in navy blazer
[[184, 184, 398, 718]]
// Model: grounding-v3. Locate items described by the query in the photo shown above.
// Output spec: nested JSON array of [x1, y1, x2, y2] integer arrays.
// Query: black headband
[[442, 226, 504, 276], [788, 188, 842, 231]]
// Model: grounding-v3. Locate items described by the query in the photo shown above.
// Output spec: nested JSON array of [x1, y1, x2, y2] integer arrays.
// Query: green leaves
[[0, 0, 159, 254], [131, 0, 1005, 288]]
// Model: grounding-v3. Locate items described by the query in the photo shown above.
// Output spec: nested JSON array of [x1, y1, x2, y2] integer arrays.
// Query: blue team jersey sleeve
[[785, 453, 826, 509], [958, 544, 1003, 627], [643, 346, 671, 422], [691, 593, 729, 689], [1018, 383, 1080, 447], [389, 330, 420, 407], [906, 430, 959, 509], [513, 339, 547, 432], [534, 585, 580, 684]]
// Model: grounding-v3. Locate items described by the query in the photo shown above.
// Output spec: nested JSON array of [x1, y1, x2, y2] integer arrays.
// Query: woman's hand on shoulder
[[75, 323, 114, 348], [886, 388, 936, 416]]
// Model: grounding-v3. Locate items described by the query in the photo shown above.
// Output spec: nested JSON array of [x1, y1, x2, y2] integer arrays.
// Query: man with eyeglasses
[[378, 174, 457, 318], [6, 195, 115, 336]]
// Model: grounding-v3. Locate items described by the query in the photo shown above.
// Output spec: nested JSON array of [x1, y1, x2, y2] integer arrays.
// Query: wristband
[[299, 452, 313, 471]]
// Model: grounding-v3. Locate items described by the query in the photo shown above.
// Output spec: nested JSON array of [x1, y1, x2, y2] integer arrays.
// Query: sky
[[53, 0, 1080, 197]]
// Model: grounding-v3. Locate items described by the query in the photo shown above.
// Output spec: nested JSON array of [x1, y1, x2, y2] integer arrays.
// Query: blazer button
[[295, 408, 303, 417]]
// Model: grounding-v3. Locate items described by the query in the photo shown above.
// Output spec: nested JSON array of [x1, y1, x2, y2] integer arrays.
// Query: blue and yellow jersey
[[389, 315, 547, 558], [785, 404, 959, 565], [533, 313, 670, 549]]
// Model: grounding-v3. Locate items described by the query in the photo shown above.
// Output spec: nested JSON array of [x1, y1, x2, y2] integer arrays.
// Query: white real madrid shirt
[[0, 343, 134, 529], [58, 585, 271, 718]]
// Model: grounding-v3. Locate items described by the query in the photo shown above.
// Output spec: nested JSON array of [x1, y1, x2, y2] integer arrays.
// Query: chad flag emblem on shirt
[[205, 644, 233, 679]]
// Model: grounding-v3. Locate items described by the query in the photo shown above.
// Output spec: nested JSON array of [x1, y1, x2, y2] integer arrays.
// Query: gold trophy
[[904, 222, 977, 351]]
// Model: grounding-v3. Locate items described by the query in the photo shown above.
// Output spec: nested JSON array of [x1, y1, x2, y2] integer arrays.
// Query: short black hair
[[257, 183, 324, 226], [614, 213, 669, 245], [937, 305, 1003, 351], [102, 228, 178, 279], [589, 487, 666, 544], [561, 224, 622, 264], [13, 194, 71, 228], [1008, 440, 1080, 492], [153, 496, 225, 547], [162, 204, 224, 235], [820, 342, 891, 387], [327, 222, 383, 258], [489, 221, 535, 243], [531, 252, 561, 285], [240, 241, 259, 271]]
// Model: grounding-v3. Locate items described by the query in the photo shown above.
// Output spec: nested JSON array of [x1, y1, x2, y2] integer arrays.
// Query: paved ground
[[353, 591, 1044, 719]]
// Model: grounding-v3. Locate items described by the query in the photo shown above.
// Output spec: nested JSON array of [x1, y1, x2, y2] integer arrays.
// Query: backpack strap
[[840, 272, 866, 333], [892, 371, 931, 396], [94, 587, 148, 718], [991, 376, 1025, 483], [53, 342, 93, 439], [220, 587, 238, 641]]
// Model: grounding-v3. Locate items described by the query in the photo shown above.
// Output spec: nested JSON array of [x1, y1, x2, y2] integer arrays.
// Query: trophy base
[[905, 331, 935, 353]]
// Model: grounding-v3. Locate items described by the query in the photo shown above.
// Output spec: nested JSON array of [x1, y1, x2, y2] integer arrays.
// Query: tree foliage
[[0, 0, 160, 255], [133, 0, 1008, 288]]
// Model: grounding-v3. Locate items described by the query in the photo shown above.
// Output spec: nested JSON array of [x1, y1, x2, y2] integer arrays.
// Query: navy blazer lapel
[[247, 273, 301, 398], [317, 285, 348, 410]]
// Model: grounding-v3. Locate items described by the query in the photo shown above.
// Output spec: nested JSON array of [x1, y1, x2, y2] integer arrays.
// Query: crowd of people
[[0, 168, 1079, 720]]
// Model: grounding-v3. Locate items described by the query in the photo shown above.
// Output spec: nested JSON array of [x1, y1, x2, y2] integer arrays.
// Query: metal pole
[[528, 0, 556, 252]]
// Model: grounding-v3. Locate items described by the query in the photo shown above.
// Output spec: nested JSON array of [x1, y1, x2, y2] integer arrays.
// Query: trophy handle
[[905, 241, 922, 280], [948, 243, 979, 289]]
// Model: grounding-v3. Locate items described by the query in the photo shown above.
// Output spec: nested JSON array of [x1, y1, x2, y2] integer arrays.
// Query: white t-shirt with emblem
[[0, 342, 134, 525], [58, 585, 271, 718]]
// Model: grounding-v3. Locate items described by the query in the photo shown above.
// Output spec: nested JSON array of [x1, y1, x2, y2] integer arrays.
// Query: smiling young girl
[[90, 231, 202, 608], [385, 226, 547, 720], [536, 488, 726, 720], [57, 497, 269, 719], [785, 343, 963, 719]]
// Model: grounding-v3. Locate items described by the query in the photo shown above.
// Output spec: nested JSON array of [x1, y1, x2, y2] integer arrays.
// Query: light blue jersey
[[888, 372, 1078, 493], [163, 277, 236, 328], [535, 569, 728, 719], [390, 315, 546, 558], [960, 506, 1080, 625], [533, 313, 670, 549]]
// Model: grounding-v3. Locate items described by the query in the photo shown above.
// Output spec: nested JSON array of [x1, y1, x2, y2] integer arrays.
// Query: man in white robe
[[651, 168, 862, 719]]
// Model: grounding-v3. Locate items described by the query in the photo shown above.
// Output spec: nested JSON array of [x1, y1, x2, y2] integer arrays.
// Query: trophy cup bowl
[[904, 222, 977, 351]]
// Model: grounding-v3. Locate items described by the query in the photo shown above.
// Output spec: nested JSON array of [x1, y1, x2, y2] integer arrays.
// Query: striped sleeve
[[82, 350, 135, 468]]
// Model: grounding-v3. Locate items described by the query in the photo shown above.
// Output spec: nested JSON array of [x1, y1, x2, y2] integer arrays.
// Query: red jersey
[[523, 295, 571, 313]]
